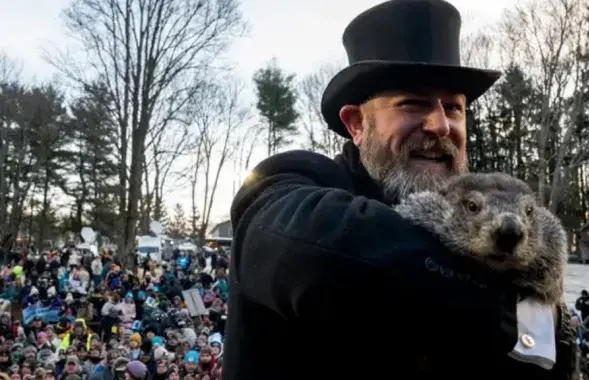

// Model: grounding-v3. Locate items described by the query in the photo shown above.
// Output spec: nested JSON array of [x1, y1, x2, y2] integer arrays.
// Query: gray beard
[[361, 152, 449, 204], [358, 122, 466, 204], [381, 168, 448, 204]]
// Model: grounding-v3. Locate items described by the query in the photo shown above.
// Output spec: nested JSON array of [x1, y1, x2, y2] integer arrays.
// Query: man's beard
[[359, 117, 468, 204]]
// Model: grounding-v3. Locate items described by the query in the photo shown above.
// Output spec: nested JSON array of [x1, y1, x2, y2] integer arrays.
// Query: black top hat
[[321, 0, 502, 138]]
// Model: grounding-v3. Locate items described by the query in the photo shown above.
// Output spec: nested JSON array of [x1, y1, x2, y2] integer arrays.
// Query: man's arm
[[231, 150, 517, 351], [100, 302, 111, 317]]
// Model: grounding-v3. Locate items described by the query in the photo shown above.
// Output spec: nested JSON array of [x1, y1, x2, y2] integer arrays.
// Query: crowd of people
[[0, 244, 230, 380]]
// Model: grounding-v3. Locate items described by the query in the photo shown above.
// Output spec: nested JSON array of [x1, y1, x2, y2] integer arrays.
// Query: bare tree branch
[[297, 61, 347, 158], [44, 0, 245, 258]]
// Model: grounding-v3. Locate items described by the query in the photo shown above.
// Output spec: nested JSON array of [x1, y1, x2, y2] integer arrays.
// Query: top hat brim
[[321, 61, 502, 138]]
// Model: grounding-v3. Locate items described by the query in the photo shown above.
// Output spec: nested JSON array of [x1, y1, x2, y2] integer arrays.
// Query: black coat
[[224, 142, 577, 380]]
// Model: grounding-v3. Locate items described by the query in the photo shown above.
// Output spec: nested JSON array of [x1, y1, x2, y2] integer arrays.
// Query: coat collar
[[333, 141, 385, 202]]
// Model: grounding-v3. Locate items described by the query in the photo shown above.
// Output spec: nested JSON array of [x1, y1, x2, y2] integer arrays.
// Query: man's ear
[[339, 105, 364, 146]]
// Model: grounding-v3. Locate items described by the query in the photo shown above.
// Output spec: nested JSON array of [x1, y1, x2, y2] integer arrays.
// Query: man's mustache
[[400, 135, 460, 160]]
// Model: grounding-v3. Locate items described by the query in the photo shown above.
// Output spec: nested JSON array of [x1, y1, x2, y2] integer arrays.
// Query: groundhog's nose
[[495, 217, 524, 253]]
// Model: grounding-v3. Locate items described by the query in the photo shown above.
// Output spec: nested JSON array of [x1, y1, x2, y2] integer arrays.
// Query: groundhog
[[394, 172, 566, 303], [394, 172, 579, 379]]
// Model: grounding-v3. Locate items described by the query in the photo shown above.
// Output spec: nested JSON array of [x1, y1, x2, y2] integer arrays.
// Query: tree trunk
[[38, 166, 51, 245]]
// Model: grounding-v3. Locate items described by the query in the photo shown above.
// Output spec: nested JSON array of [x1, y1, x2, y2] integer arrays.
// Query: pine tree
[[253, 59, 299, 155], [167, 203, 188, 238]]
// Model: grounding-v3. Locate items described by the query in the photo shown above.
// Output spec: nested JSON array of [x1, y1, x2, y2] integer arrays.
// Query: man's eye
[[444, 103, 463, 113]]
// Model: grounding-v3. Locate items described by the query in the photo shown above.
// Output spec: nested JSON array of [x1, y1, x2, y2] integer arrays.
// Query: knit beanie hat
[[127, 360, 148, 380], [130, 333, 142, 345]]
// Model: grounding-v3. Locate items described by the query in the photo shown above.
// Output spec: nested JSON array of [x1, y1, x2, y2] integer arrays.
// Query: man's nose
[[422, 100, 450, 137]]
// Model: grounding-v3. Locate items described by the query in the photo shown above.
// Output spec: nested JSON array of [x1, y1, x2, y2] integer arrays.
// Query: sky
[[0, 0, 514, 227]]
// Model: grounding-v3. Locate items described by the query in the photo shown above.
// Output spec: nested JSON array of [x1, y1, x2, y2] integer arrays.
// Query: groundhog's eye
[[525, 205, 534, 216], [465, 200, 479, 213]]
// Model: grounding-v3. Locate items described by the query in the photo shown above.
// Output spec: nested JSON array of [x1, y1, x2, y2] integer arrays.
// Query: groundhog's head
[[440, 172, 539, 270]]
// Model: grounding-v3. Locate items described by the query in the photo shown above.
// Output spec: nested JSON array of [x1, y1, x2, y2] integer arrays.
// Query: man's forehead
[[370, 88, 466, 102]]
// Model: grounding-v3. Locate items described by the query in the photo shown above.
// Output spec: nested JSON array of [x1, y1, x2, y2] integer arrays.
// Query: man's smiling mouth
[[410, 151, 452, 163]]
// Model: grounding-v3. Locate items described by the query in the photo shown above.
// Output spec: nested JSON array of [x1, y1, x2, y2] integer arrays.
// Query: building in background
[[209, 220, 232, 239], [206, 220, 232, 250]]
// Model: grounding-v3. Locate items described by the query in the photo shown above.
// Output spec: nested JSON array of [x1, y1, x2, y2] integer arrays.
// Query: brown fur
[[393, 172, 567, 303]]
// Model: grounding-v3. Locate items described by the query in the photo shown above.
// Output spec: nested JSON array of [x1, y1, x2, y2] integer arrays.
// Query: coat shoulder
[[243, 149, 347, 187]]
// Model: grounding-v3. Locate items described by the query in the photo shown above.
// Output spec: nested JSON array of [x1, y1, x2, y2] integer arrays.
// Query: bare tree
[[182, 82, 217, 242], [0, 52, 22, 82], [144, 120, 190, 226], [231, 123, 261, 196], [297, 62, 347, 158], [188, 79, 249, 245], [141, 77, 202, 230], [46, 0, 244, 258], [499, 0, 589, 212], [187, 135, 203, 239]]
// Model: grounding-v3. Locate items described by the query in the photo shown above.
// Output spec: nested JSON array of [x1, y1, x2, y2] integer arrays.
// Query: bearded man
[[223, 1, 577, 379]]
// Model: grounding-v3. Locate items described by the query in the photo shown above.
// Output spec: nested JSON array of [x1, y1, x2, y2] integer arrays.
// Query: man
[[576, 290, 589, 324], [224, 1, 577, 379], [579, 223, 589, 263]]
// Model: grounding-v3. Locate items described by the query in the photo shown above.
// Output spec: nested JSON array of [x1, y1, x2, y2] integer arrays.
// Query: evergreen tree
[[253, 59, 299, 155], [167, 203, 188, 238]]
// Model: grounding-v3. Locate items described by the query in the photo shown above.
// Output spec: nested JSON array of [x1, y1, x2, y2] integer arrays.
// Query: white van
[[136, 235, 162, 263], [177, 242, 197, 257]]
